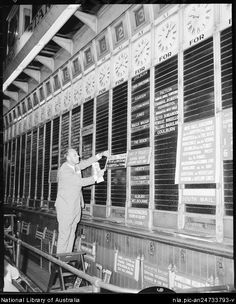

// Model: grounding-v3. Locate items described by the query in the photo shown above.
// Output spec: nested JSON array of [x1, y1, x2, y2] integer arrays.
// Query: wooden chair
[[19, 221, 31, 273], [102, 269, 112, 284], [35, 225, 47, 268], [20, 221, 31, 236]]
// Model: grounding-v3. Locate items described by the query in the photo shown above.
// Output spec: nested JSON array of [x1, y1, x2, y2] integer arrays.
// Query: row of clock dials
[[4, 3, 231, 130]]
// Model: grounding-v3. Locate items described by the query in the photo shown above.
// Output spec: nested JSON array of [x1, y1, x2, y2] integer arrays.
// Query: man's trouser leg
[[66, 208, 81, 253], [57, 215, 73, 254]]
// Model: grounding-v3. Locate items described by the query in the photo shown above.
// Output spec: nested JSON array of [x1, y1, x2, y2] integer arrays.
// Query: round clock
[[133, 34, 151, 68], [98, 62, 110, 89], [186, 4, 213, 36], [157, 17, 178, 53], [114, 49, 129, 80], [85, 72, 96, 97]]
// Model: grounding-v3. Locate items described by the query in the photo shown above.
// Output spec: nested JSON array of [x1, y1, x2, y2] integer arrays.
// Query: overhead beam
[[3, 4, 81, 91], [3, 100, 11, 110], [52, 36, 73, 55], [74, 10, 97, 33], [35, 55, 54, 72], [13, 80, 29, 94], [4, 91, 19, 102], [24, 68, 41, 83]]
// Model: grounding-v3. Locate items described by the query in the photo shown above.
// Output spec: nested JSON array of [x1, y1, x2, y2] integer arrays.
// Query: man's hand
[[96, 169, 105, 183], [102, 150, 109, 157], [96, 150, 109, 160]]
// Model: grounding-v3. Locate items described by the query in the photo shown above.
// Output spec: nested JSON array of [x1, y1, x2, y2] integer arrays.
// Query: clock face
[[85, 71, 96, 97], [114, 48, 129, 82], [133, 33, 151, 70], [157, 16, 178, 53], [98, 61, 110, 90], [185, 4, 213, 36]]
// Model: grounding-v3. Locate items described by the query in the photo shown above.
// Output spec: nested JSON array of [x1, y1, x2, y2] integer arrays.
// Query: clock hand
[[166, 24, 176, 38], [139, 41, 149, 56]]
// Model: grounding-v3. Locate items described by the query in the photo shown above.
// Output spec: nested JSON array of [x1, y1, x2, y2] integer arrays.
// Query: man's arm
[[77, 151, 108, 171], [58, 164, 103, 187], [77, 155, 99, 171]]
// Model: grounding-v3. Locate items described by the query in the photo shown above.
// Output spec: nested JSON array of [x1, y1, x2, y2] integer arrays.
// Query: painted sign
[[107, 153, 127, 169], [142, 262, 169, 288], [177, 117, 216, 183], [127, 147, 151, 166], [182, 188, 216, 205], [127, 208, 149, 227], [114, 250, 140, 281], [155, 84, 178, 136]]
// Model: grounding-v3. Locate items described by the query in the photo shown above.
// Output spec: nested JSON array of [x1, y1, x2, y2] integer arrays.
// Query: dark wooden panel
[[82, 134, 93, 205], [95, 92, 109, 205], [43, 122, 51, 200], [60, 112, 70, 165], [10, 139, 16, 199], [50, 117, 60, 202], [112, 82, 128, 154], [96, 92, 109, 153], [36, 126, 44, 200], [19, 135, 26, 200], [224, 160, 232, 216], [83, 99, 94, 127], [6, 141, 12, 200], [14, 137, 21, 200], [24, 132, 32, 200], [71, 105, 81, 153], [183, 37, 214, 123], [221, 27, 232, 109], [30, 129, 38, 199], [154, 55, 178, 211], [111, 168, 126, 207], [185, 205, 216, 215]]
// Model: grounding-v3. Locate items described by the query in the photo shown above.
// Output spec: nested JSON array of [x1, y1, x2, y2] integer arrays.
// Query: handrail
[[176, 284, 235, 293], [4, 232, 139, 294]]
